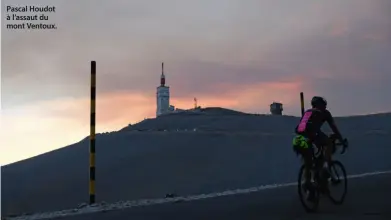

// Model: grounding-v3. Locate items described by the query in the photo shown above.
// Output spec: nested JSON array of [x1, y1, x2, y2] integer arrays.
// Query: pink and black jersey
[[296, 108, 334, 134]]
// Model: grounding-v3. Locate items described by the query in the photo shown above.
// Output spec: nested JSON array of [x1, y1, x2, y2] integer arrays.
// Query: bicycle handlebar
[[329, 134, 348, 154]]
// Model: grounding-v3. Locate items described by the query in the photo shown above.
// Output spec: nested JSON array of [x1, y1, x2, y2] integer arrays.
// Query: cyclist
[[293, 96, 346, 200]]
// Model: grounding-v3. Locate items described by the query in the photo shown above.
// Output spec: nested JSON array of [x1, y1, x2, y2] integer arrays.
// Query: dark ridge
[[120, 108, 391, 133], [1, 107, 391, 217], [199, 107, 251, 115]]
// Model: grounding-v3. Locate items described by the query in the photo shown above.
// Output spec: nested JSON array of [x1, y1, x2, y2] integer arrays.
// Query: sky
[[0, 0, 390, 165]]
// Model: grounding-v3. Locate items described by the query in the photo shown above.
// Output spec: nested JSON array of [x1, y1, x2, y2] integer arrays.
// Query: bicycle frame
[[310, 134, 347, 188]]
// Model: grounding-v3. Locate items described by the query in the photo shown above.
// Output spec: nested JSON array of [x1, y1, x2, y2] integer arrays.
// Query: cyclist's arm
[[325, 110, 343, 141]]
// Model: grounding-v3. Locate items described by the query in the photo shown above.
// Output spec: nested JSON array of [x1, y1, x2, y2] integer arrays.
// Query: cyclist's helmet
[[311, 96, 327, 108]]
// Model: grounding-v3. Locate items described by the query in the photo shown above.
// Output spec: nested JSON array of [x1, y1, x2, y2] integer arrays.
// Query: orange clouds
[[0, 112, 85, 165], [2, 79, 306, 132], [15, 91, 157, 131], [171, 79, 305, 114], [30, 79, 305, 127], [0, 92, 155, 165], [0, 79, 307, 165]]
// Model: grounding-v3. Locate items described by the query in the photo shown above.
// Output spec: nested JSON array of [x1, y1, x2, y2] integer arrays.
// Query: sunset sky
[[1, 0, 391, 165]]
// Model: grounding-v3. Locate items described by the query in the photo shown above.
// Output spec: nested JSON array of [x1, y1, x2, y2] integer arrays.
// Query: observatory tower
[[156, 62, 170, 116]]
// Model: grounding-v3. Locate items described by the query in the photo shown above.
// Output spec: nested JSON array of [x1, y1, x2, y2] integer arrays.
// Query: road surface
[[43, 172, 391, 220]]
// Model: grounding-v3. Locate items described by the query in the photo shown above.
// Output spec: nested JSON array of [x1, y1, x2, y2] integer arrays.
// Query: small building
[[270, 102, 283, 115]]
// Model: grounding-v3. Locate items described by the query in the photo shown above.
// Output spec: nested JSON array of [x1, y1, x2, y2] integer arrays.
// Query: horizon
[[1, 0, 391, 165], [2, 108, 391, 166]]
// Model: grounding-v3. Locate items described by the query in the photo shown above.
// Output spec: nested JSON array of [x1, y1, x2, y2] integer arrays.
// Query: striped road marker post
[[300, 92, 304, 116], [90, 61, 96, 204]]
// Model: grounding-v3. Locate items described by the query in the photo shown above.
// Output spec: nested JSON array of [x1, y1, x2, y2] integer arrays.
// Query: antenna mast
[[160, 62, 165, 86], [194, 97, 197, 109]]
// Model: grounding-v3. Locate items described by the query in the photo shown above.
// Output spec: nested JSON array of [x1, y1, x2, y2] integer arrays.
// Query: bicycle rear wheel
[[297, 164, 320, 212], [327, 160, 348, 205]]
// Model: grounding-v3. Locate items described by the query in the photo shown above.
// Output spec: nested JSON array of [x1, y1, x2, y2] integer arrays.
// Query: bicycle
[[297, 134, 349, 212]]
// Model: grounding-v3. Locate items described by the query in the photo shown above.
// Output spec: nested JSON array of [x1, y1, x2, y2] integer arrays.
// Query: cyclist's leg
[[314, 132, 333, 186], [300, 135, 314, 187], [293, 134, 315, 192], [293, 134, 312, 186], [302, 141, 316, 201], [316, 131, 332, 167]]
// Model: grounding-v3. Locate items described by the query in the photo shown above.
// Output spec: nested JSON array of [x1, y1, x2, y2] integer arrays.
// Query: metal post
[[89, 61, 96, 204], [300, 92, 304, 116]]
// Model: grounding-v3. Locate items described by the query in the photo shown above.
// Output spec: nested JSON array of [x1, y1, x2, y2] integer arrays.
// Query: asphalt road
[[51, 172, 391, 220]]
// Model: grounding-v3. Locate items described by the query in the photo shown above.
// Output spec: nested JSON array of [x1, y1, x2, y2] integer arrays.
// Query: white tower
[[156, 62, 170, 117]]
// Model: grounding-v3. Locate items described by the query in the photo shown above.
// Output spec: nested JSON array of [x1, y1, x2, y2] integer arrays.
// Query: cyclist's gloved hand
[[341, 138, 349, 154]]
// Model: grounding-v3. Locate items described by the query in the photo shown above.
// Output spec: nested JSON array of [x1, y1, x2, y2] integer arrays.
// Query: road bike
[[297, 134, 348, 212]]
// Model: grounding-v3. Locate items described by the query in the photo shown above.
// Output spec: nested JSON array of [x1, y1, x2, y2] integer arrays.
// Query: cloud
[[2, 0, 391, 165], [0, 92, 154, 165], [172, 79, 306, 115], [1, 0, 391, 115], [0, 109, 86, 165], [2, 77, 305, 126], [1, 91, 156, 129], [328, 20, 350, 37], [0, 79, 306, 165]]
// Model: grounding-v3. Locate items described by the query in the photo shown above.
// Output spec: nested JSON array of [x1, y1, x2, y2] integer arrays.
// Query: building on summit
[[156, 62, 283, 116], [156, 62, 201, 117], [156, 62, 172, 116], [270, 102, 283, 115]]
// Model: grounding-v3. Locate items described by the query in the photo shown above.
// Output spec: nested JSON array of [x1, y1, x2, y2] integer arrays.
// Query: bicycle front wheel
[[327, 160, 348, 205], [297, 164, 319, 212]]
